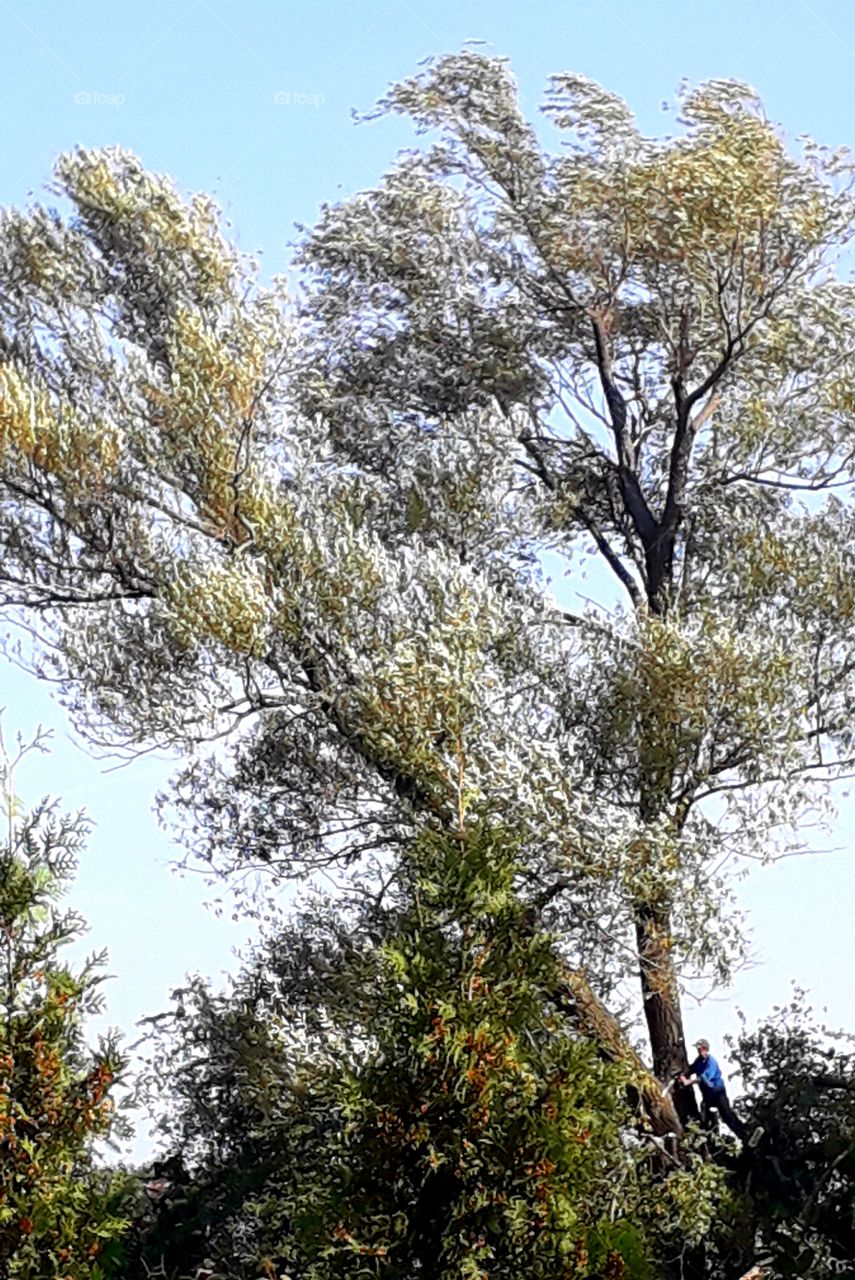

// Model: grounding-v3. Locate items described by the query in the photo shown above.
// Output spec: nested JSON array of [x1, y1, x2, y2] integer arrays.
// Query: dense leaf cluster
[[719, 1000, 855, 1278], [0, 734, 130, 1277], [130, 828, 730, 1280]]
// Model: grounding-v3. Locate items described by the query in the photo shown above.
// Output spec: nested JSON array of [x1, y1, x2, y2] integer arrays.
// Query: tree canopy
[[2, 46, 855, 1177]]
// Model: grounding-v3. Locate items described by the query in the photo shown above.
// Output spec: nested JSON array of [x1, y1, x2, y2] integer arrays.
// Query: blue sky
[[3, 0, 855, 1157]]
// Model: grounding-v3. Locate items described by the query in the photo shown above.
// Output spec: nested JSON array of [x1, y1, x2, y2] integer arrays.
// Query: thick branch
[[517, 432, 643, 609], [591, 317, 674, 612], [560, 967, 683, 1138]]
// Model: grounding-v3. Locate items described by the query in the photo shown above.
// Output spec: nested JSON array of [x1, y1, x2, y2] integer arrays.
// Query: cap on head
[[694, 1038, 710, 1050]]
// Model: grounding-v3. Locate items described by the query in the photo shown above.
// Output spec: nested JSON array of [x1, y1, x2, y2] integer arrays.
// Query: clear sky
[[3, 0, 855, 1157]]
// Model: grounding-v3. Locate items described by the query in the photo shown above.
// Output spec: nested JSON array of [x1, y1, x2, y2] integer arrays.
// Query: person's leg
[[699, 1091, 716, 1131], [713, 1091, 748, 1141]]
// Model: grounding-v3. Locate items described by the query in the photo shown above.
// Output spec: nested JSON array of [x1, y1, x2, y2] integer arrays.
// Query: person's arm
[[698, 1055, 719, 1088], [680, 1057, 701, 1085]]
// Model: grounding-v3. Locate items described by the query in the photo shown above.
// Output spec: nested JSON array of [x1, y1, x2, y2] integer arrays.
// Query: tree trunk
[[634, 901, 699, 1126]]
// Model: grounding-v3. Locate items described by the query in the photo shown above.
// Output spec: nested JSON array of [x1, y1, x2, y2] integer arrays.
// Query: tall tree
[[1, 56, 854, 1116]]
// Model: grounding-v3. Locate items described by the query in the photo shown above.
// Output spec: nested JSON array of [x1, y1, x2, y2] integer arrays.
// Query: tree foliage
[[707, 999, 855, 1279], [2, 50, 855, 1272], [0, 729, 130, 1277], [132, 826, 731, 1280]]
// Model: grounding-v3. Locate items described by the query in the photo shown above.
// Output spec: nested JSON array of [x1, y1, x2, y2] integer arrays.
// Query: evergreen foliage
[[0, 730, 130, 1277], [132, 828, 729, 1279]]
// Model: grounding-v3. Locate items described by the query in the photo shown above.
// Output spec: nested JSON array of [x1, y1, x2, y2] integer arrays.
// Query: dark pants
[[700, 1087, 747, 1140]]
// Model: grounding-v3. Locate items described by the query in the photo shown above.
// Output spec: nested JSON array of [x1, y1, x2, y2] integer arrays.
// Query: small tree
[[0, 728, 130, 1278], [134, 826, 725, 1280]]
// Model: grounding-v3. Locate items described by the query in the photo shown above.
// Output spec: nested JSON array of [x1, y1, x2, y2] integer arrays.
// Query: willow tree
[[1, 54, 854, 1121]]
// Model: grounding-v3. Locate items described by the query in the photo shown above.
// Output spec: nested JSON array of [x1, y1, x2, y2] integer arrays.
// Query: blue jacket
[[690, 1053, 725, 1095]]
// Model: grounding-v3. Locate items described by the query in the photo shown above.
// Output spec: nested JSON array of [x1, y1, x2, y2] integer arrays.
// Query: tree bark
[[561, 967, 684, 1137], [634, 902, 699, 1125]]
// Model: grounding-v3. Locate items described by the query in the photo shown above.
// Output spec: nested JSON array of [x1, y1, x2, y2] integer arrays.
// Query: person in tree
[[680, 1038, 749, 1141]]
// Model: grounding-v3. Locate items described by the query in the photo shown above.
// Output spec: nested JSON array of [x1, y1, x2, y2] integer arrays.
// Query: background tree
[[1, 54, 854, 1122], [705, 999, 855, 1279], [0, 727, 130, 1277]]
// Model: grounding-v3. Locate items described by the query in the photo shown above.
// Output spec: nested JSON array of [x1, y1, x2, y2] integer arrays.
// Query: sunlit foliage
[[2, 49, 855, 1178]]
